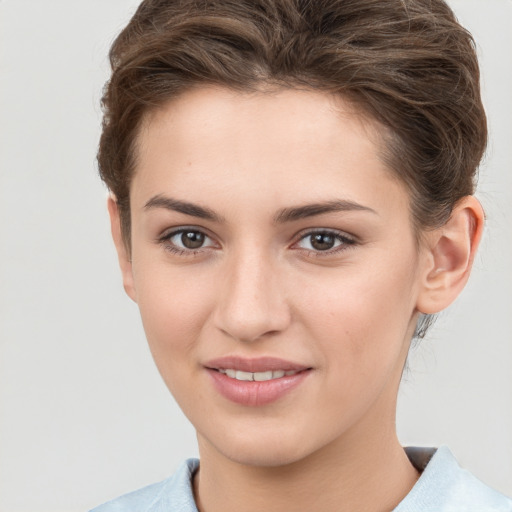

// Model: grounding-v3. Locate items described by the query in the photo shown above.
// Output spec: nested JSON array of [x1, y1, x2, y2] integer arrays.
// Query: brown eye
[[310, 233, 336, 251], [295, 230, 355, 254], [160, 228, 216, 254], [181, 231, 205, 249]]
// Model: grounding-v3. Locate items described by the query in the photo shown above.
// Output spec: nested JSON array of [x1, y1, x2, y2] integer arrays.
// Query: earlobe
[[107, 196, 137, 302], [416, 196, 484, 314]]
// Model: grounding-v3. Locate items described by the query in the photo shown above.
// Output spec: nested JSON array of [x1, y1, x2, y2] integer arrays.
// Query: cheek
[[296, 257, 419, 372], [133, 262, 215, 374], [292, 264, 419, 430]]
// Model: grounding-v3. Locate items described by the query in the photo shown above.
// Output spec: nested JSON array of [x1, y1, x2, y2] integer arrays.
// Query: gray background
[[0, 1, 511, 511]]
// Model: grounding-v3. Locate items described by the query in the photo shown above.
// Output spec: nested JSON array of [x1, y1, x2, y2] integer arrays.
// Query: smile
[[205, 357, 312, 406], [218, 369, 300, 381]]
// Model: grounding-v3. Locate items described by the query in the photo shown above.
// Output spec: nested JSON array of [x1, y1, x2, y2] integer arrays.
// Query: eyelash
[[293, 229, 357, 257], [157, 227, 217, 256], [157, 228, 357, 257]]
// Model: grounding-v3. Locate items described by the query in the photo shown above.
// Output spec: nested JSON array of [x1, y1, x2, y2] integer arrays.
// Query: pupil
[[181, 231, 204, 249], [311, 233, 335, 251]]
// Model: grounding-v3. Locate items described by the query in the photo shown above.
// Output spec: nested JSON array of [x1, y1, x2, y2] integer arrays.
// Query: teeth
[[219, 369, 299, 381], [253, 371, 273, 381], [235, 370, 253, 381]]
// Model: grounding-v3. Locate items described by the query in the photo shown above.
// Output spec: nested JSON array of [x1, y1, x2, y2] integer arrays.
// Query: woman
[[91, 0, 512, 510]]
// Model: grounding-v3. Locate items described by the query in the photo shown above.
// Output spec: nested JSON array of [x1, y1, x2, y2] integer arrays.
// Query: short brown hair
[[98, 0, 486, 249]]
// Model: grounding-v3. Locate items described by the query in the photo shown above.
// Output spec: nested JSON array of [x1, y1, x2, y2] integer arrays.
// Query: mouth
[[217, 368, 301, 381], [204, 356, 312, 406]]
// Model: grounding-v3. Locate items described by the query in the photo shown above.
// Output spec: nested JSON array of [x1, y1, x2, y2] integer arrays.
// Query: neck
[[193, 416, 419, 512]]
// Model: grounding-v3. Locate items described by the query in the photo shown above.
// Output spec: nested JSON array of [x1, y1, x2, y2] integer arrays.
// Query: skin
[[109, 87, 484, 512]]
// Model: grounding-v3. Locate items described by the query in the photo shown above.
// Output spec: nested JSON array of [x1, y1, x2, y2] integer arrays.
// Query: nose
[[213, 248, 291, 343]]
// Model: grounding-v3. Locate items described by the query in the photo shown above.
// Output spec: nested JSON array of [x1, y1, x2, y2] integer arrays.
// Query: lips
[[204, 356, 312, 406], [219, 368, 300, 381], [205, 356, 309, 373]]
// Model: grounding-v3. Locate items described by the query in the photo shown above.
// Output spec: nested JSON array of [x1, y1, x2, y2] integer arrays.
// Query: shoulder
[[89, 458, 200, 512], [396, 446, 512, 511]]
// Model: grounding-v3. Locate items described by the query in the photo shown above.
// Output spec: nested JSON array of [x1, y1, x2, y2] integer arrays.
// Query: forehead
[[132, 86, 409, 221], [139, 86, 381, 158]]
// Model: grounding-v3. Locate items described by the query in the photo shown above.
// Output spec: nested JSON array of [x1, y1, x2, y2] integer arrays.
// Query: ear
[[107, 196, 137, 302], [416, 196, 484, 314]]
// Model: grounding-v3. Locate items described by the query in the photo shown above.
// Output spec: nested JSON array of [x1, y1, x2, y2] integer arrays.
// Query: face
[[118, 87, 431, 468]]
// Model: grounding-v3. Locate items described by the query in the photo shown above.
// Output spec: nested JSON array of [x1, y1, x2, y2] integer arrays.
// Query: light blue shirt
[[90, 446, 512, 511]]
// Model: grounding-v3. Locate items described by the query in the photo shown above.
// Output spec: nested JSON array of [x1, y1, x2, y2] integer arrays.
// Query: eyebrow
[[144, 195, 226, 223], [273, 200, 377, 223], [144, 195, 377, 223]]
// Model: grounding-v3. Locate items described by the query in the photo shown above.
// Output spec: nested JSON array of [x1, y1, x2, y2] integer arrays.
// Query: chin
[[198, 424, 324, 468], [225, 444, 308, 468]]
